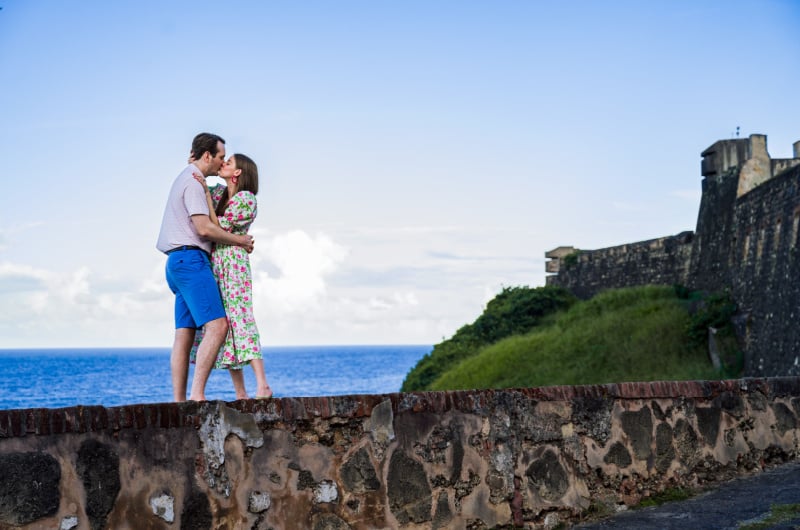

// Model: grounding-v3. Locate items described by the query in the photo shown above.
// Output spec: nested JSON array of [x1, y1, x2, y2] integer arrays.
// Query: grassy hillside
[[400, 285, 576, 392], [410, 285, 727, 392]]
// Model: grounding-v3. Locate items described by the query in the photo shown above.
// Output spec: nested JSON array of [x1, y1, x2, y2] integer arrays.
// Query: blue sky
[[1, 1, 798, 347]]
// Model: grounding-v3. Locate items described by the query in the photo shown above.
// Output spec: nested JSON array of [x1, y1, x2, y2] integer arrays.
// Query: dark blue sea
[[0, 345, 431, 411]]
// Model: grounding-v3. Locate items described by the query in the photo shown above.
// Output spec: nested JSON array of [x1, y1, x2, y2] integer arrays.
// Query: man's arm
[[191, 215, 254, 252]]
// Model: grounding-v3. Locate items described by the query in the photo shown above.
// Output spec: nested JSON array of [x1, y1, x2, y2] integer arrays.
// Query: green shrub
[[684, 290, 738, 346], [679, 288, 742, 377], [563, 250, 581, 268], [637, 487, 693, 508], [738, 503, 800, 530]]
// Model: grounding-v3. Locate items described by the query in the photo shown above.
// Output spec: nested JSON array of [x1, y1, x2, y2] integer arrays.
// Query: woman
[[190, 153, 272, 399]]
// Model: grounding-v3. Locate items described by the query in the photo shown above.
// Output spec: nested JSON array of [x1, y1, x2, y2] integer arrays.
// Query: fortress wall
[[547, 136, 800, 378], [724, 164, 800, 376], [687, 167, 741, 292], [3, 380, 800, 529], [545, 233, 694, 299], [773, 158, 800, 176]]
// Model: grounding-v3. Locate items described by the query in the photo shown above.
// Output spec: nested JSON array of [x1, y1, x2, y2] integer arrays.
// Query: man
[[156, 132, 254, 401]]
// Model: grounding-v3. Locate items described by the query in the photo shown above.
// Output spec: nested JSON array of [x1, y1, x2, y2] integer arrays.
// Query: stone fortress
[[546, 134, 800, 377]]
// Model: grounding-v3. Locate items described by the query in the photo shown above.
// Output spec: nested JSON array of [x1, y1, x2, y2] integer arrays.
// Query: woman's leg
[[250, 359, 272, 398], [229, 368, 249, 400]]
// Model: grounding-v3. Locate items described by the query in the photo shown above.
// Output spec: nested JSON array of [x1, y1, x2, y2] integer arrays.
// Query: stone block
[[0, 452, 61, 526]]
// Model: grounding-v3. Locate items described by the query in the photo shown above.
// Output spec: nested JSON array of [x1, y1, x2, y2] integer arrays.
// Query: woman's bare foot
[[256, 385, 273, 399]]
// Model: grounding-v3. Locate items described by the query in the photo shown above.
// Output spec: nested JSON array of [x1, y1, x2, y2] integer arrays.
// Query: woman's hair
[[216, 153, 259, 218]]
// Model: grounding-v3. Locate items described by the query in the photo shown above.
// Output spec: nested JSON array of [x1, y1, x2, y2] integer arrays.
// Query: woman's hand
[[193, 172, 210, 194]]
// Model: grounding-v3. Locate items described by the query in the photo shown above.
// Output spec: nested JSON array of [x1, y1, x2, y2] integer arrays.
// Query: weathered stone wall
[[686, 168, 741, 294], [546, 135, 800, 377], [545, 233, 694, 300], [706, 164, 800, 376], [2, 379, 800, 529]]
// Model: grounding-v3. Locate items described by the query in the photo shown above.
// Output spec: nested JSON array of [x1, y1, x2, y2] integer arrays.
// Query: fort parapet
[[547, 134, 800, 377], [2, 380, 800, 529]]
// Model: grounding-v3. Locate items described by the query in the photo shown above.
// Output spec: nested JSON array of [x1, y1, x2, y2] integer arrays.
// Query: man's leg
[[188, 316, 228, 401], [166, 252, 202, 402], [171, 328, 196, 402]]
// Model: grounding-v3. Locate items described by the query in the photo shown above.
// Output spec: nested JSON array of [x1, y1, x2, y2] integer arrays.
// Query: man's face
[[208, 141, 226, 175]]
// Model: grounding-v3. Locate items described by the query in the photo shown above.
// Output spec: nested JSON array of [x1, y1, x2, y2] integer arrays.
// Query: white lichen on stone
[[491, 442, 514, 474], [364, 399, 395, 445], [249, 491, 272, 513], [198, 401, 265, 469], [60, 516, 78, 530], [314, 480, 338, 503], [150, 492, 175, 523], [544, 512, 560, 530]]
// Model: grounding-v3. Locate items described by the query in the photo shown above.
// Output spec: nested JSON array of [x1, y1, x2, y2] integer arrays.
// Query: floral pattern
[[190, 185, 261, 369]]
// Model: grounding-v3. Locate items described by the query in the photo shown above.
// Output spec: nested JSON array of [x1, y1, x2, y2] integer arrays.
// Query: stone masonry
[[2, 379, 800, 528]]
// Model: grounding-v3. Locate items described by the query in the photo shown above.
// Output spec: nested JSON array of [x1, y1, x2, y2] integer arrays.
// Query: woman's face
[[219, 156, 240, 181]]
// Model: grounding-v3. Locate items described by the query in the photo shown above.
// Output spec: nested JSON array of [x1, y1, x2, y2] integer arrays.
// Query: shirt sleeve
[[223, 191, 257, 229]]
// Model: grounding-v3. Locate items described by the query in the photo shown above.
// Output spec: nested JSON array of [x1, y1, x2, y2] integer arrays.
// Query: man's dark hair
[[190, 132, 225, 159]]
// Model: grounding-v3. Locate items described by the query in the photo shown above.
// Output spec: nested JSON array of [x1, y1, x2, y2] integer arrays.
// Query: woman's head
[[220, 154, 259, 194], [233, 154, 258, 194], [215, 153, 259, 218]]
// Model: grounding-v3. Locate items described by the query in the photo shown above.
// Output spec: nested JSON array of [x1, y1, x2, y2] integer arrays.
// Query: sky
[[1, 1, 798, 348]]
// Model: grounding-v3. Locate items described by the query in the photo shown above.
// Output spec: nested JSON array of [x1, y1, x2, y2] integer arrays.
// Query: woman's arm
[[222, 191, 258, 231], [193, 173, 221, 227]]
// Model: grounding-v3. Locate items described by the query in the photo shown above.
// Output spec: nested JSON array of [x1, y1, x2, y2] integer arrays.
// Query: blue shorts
[[165, 249, 226, 329]]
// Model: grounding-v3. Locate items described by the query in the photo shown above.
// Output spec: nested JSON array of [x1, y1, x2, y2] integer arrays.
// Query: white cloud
[[0, 224, 547, 348], [0, 259, 174, 347], [251, 229, 349, 314], [0, 262, 49, 291], [367, 292, 418, 312]]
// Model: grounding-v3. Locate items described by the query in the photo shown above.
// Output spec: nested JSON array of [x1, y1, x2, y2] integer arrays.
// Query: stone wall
[[546, 134, 800, 377], [704, 163, 800, 376], [2, 379, 800, 529], [545, 233, 694, 300]]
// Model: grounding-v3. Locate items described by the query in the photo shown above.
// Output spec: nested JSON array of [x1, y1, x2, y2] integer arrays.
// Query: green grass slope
[[428, 285, 722, 391], [400, 285, 576, 392]]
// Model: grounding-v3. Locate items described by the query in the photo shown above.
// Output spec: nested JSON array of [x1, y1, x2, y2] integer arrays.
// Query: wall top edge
[[2, 376, 799, 440]]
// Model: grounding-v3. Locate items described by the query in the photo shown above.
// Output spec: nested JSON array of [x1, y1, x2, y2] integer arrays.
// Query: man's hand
[[192, 215, 253, 251], [239, 234, 255, 253]]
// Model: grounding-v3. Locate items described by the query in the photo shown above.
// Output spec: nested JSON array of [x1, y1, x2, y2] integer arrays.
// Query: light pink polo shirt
[[156, 163, 212, 254]]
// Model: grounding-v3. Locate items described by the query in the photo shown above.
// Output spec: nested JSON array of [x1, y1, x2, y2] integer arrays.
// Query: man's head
[[190, 132, 226, 176]]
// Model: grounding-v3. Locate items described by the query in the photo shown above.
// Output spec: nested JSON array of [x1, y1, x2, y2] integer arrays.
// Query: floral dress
[[190, 185, 261, 369]]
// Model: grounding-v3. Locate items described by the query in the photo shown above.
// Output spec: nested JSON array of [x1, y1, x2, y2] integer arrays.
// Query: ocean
[[0, 345, 431, 411]]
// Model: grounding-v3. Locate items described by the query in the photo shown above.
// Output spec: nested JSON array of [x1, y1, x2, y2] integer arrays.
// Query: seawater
[[0, 345, 431, 410]]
